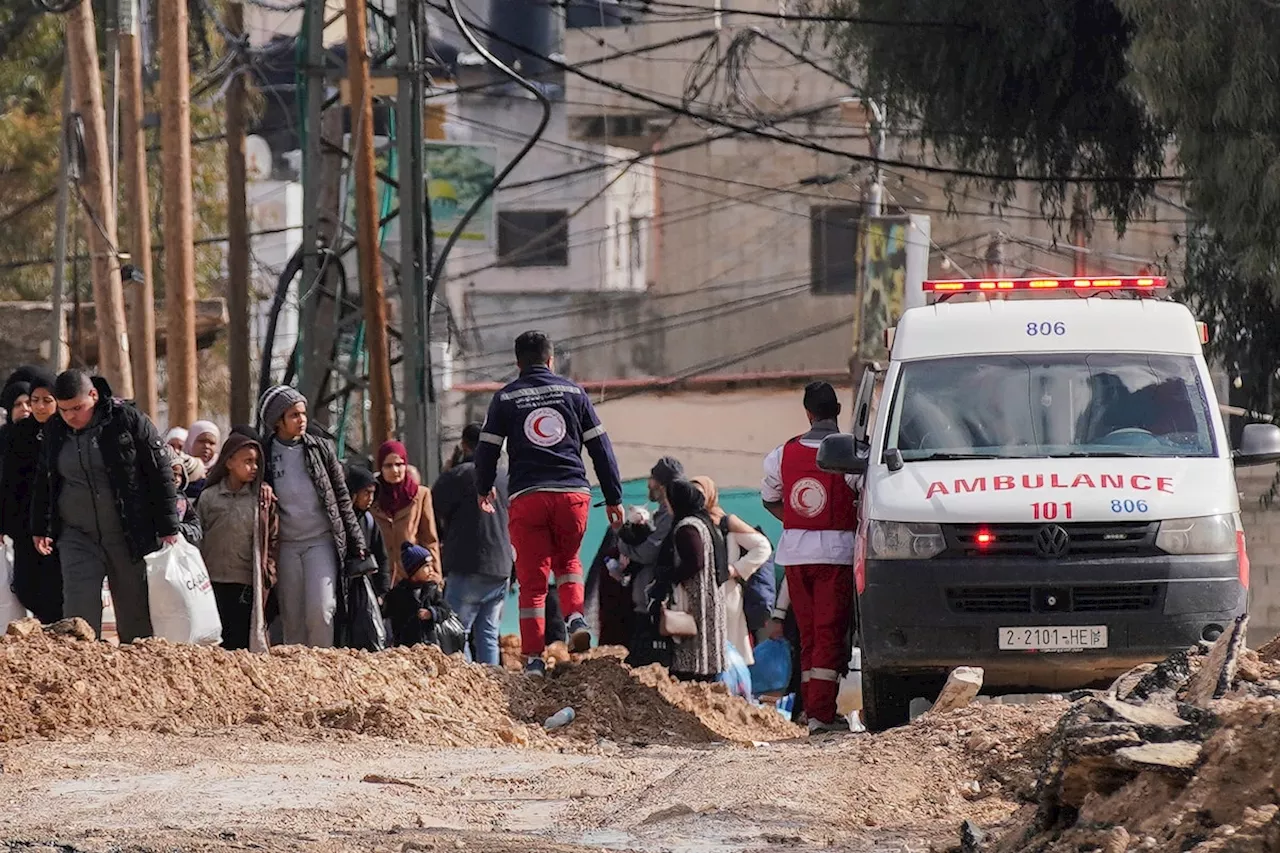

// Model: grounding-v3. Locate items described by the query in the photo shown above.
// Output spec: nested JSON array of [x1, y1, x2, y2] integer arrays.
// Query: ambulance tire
[[861, 669, 912, 732]]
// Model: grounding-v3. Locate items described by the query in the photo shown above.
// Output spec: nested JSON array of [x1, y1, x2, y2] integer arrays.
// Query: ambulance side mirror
[[1235, 423, 1280, 467], [818, 434, 868, 475]]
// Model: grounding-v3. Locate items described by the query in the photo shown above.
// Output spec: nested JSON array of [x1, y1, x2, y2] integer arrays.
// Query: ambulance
[[817, 275, 1280, 730]]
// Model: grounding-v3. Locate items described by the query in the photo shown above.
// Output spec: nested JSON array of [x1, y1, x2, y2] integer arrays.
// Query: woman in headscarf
[[182, 421, 219, 498], [652, 479, 727, 682], [0, 365, 46, 459], [0, 367, 62, 622], [690, 476, 772, 666], [371, 440, 442, 646], [370, 440, 441, 587], [184, 421, 220, 465], [165, 427, 189, 453]]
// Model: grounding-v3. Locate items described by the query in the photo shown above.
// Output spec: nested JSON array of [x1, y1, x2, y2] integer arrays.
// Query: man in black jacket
[[31, 370, 179, 642], [433, 423, 513, 666]]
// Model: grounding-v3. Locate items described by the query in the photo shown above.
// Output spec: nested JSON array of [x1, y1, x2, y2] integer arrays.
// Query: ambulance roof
[[891, 297, 1203, 361]]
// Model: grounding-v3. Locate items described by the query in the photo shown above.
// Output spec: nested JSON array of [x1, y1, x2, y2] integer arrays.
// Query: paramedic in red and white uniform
[[761, 381, 859, 734]]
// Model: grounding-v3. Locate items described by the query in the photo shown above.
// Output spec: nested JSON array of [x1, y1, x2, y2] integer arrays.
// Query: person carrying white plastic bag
[[145, 538, 223, 645], [0, 540, 30, 631]]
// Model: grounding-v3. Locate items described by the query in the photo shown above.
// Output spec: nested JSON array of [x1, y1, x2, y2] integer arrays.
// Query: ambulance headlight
[[867, 521, 946, 560], [1155, 514, 1236, 555]]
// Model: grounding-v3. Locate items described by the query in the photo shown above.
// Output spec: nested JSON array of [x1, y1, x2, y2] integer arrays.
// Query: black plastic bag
[[345, 574, 388, 652], [428, 605, 467, 656]]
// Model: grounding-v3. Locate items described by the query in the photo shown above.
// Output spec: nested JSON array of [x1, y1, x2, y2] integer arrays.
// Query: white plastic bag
[[145, 539, 223, 645], [0, 540, 29, 630]]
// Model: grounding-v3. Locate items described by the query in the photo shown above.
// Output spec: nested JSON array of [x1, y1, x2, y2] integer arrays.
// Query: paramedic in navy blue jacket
[[474, 331, 624, 674]]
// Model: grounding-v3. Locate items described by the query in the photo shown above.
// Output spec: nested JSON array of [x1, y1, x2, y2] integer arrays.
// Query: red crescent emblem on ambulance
[[789, 477, 828, 518], [523, 407, 567, 447]]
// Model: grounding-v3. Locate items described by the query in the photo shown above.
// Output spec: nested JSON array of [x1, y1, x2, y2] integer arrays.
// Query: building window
[[497, 210, 570, 267], [810, 204, 861, 294]]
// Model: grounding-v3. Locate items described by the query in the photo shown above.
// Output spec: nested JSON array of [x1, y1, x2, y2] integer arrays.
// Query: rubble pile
[[987, 615, 1280, 853], [0, 618, 798, 748]]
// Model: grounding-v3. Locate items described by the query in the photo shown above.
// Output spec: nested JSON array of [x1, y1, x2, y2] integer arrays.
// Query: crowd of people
[[0, 330, 862, 736]]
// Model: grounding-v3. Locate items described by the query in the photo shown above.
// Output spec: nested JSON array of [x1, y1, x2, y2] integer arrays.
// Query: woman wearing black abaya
[[650, 479, 728, 682], [0, 367, 62, 622]]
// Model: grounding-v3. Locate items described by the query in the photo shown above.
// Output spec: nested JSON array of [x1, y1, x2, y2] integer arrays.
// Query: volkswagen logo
[[1034, 524, 1071, 559]]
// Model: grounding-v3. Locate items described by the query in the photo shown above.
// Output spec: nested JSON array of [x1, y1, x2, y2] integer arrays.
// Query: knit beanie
[[258, 385, 306, 433], [165, 426, 189, 446], [401, 541, 432, 574], [345, 463, 377, 495]]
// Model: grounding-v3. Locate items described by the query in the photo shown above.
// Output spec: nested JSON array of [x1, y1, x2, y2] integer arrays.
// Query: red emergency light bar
[[923, 276, 1167, 293]]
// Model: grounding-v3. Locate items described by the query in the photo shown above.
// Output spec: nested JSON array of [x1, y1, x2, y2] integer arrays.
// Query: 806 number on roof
[[1026, 321, 1066, 336]]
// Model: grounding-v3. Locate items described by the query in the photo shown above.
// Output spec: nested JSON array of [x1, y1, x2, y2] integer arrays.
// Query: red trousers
[[785, 563, 853, 723], [509, 491, 590, 655]]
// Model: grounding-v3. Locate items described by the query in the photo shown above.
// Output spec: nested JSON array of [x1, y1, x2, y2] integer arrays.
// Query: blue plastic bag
[[748, 637, 792, 695], [718, 641, 753, 700]]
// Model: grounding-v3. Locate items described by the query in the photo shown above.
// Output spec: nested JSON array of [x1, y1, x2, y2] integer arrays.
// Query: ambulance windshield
[[885, 354, 1217, 461]]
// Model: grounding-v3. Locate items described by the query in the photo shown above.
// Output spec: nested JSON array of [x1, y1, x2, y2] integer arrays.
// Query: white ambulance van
[[818, 276, 1280, 730]]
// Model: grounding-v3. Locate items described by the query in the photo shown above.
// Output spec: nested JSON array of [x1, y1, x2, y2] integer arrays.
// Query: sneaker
[[525, 658, 547, 677], [567, 614, 592, 653], [808, 717, 848, 736]]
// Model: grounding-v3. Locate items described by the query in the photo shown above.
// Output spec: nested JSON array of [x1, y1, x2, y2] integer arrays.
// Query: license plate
[[998, 625, 1108, 651]]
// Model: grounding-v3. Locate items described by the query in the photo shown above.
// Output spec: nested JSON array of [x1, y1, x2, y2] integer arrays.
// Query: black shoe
[[525, 658, 547, 677]]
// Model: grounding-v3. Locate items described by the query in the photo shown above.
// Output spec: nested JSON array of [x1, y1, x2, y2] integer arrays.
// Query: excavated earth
[[1, 617, 1278, 852]]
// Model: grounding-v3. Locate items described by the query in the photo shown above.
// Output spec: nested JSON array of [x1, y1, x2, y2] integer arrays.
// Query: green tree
[[0, 2, 231, 306], [821, 0, 1280, 400], [820, 0, 1167, 226]]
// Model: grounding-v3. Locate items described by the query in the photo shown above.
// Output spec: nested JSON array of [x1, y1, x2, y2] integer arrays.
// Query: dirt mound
[[509, 657, 800, 744], [989, 619, 1280, 853], [0, 620, 796, 748]]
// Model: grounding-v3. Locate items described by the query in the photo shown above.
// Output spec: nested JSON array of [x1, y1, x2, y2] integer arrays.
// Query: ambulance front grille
[[943, 521, 1160, 558], [946, 583, 1161, 614]]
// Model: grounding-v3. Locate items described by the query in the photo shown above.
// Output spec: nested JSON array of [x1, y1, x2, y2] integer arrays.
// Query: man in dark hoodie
[[30, 369, 179, 642], [432, 423, 513, 666]]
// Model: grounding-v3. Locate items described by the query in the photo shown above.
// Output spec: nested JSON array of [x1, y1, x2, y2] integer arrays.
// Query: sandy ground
[[0, 704, 1057, 853], [0, 623, 1061, 853]]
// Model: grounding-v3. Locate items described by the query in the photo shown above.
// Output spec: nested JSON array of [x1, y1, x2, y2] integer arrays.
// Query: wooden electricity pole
[[119, 0, 158, 417], [66, 0, 133, 397], [225, 2, 252, 425], [160, 0, 198, 425], [345, 0, 394, 445]]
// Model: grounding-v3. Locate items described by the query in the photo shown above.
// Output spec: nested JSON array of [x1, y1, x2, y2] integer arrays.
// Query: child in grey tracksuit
[[258, 385, 365, 648]]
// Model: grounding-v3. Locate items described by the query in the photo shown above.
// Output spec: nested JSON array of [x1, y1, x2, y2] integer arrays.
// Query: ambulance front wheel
[[861, 669, 912, 732]]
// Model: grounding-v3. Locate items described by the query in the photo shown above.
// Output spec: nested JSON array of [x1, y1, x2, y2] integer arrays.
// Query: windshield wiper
[[1059, 450, 1153, 458], [905, 451, 1007, 462]]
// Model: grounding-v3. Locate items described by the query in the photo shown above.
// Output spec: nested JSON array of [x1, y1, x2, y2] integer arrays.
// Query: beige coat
[[371, 486, 442, 586]]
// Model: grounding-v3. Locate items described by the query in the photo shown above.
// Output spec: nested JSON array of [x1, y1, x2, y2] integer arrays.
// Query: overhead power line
[[426, 2, 1182, 189]]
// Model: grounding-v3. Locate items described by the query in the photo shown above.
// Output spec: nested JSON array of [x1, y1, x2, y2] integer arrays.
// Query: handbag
[[659, 583, 698, 639], [659, 607, 697, 639]]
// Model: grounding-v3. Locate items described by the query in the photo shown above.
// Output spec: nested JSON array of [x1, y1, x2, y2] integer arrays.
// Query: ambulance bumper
[[858, 553, 1245, 690]]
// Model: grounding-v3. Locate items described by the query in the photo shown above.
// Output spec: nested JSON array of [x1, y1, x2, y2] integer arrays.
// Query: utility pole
[[1070, 188, 1090, 277], [119, 0, 158, 417], [226, 2, 252, 425], [160, 0, 198, 425], [66, 0, 133, 396], [345, 0, 395, 445], [398, 0, 432, 473], [105, 0, 121, 207], [50, 53, 73, 372], [866, 98, 885, 217]]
